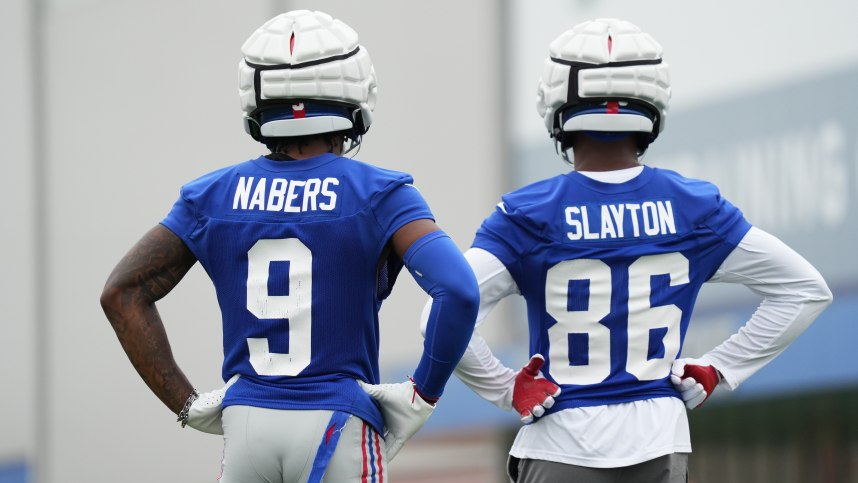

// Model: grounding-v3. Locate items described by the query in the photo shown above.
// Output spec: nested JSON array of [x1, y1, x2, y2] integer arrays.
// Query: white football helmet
[[239, 10, 377, 146], [536, 18, 671, 157]]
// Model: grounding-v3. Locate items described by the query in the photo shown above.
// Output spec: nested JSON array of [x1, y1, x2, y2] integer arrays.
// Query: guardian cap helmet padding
[[536, 19, 671, 155], [239, 10, 378, 146]]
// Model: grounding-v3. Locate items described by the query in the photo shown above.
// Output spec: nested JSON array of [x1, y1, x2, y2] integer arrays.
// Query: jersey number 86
[[546, 252, 689, 385]]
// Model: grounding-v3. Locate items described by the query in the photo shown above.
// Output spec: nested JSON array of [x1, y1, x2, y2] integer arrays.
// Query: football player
[[429, 18, 833, 483], [100, 10, 479, 483]]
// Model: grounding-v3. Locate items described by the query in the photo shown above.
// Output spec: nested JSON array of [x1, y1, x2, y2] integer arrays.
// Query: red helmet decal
[[292, 102, 306, 119]]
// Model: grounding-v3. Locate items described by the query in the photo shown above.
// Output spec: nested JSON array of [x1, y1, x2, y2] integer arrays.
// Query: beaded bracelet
[[176, 389, 199, 428]]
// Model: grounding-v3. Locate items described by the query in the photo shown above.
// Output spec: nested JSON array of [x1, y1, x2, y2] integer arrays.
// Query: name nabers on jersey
[[233, 176, 339, 213]]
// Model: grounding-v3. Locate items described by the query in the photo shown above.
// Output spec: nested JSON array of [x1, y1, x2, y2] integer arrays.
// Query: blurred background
[[1, 0, 856, 482]]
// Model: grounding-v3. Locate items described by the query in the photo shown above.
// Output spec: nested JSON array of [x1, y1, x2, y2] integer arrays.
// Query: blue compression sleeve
[[404, 231, 479, 399]]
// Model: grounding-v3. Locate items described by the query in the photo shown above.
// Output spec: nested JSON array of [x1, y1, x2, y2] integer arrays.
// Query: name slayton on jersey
[[232, 176, 340, 213], [564, 200, 676, 241]]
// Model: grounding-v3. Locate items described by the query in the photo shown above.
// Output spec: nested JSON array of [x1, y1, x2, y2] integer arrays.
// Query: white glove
[[670, 358, 720, 410], [358, 379, 435, 461], [186, 374, 240, 434]]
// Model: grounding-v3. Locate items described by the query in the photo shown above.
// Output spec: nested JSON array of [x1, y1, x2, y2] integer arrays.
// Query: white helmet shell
[[239, 10, 377, 140], [536, 18, 671, 141]]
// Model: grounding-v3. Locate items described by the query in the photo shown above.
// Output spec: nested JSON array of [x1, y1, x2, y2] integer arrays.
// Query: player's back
[[473, 166, 751, 413], [161, 152, 432, 432]]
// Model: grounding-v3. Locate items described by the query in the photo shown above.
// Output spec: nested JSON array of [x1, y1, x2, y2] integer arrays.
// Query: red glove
[[512, 355, 561, 424], [670, 358, 720, 409]]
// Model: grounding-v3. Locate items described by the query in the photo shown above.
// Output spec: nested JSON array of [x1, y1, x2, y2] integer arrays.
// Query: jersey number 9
[[245, 238, 313, 376]]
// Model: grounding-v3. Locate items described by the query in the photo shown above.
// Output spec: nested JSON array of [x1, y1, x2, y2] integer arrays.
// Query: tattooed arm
[[100, 224, 198, 415]]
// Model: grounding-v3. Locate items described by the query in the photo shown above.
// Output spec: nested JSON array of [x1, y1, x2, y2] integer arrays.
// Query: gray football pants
[[220, 406, 387, 483], [509, 453, 688, 483]]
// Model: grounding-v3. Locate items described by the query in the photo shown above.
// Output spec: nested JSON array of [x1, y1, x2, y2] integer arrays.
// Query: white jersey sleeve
[[701, 226, 833, 389], [420, 247, 519, 410]]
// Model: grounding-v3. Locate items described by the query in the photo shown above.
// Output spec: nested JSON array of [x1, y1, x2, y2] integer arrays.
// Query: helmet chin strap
[[342, 133, 363, 158], [555, 139, 574, 168]]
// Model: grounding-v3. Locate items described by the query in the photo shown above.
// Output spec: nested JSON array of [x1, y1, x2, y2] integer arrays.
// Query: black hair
[[561, 131, 653, 157], [265, 130, 350, 156]]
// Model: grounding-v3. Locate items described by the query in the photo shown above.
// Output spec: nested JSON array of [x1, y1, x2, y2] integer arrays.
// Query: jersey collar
[[566, 165, 654, 194], [252, 152, 341, 172]]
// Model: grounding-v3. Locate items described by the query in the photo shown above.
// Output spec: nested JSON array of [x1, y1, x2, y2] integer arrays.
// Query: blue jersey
[[161, 153, 433, 433], [473, 166, 751, 414]]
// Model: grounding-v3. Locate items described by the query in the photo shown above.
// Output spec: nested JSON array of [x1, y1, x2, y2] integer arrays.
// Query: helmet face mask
[[239, 10, 377, 150], [536, 19, 671, 161]]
